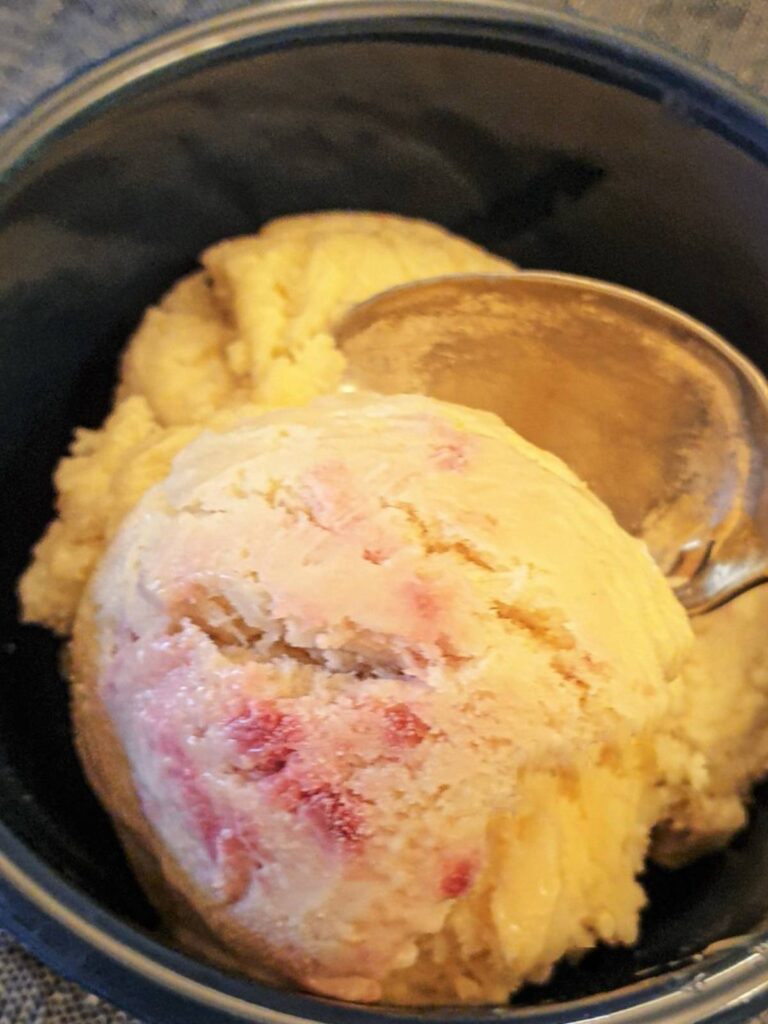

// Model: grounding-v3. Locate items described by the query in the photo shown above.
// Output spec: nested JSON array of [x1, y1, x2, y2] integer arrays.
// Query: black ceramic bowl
[[3, 3, 768, 1022]]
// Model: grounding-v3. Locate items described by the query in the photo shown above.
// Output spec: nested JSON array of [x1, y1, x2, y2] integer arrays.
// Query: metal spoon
[[335, 272, 768, 615]]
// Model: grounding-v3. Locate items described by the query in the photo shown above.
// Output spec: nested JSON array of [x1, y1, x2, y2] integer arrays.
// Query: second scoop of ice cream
[[73, 392, 693, 1003]]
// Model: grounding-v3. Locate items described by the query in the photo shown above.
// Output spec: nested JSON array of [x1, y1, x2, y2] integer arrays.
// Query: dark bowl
[[3, 2, 768, 1022]]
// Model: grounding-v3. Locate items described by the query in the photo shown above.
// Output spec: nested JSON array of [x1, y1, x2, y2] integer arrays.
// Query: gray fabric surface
[[0, 1, 766, 1021]]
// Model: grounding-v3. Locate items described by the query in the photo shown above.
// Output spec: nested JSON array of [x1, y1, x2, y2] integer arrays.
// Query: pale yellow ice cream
[[19, 212, 768, 1006], [72, 392, 691, 1003], [20, 212, 513, 635]]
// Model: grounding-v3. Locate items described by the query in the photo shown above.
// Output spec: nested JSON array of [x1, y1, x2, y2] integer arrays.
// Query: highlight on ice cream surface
[[19, 212, 768, 1005]]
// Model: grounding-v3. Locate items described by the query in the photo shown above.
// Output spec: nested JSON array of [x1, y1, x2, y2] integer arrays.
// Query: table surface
[[0, 1, 767, 1021]]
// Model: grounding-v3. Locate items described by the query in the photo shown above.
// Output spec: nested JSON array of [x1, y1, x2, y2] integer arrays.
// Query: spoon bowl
[[336, 273, 768, 614]]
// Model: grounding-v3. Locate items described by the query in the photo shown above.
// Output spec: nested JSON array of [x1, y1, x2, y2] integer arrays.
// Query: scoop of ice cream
[[20, 212, 515, 635], [72, 392, 692, 1003]]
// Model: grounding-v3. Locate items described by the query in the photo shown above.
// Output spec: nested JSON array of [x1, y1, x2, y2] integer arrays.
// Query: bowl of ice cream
[[4, 2, 768, 1022]]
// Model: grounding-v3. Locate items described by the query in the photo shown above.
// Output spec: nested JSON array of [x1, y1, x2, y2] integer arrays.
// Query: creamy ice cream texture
[[20, 213, 768, 1005], [20, 212, 512, 636]]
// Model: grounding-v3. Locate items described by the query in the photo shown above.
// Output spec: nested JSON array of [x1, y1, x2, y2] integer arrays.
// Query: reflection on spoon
[[334, 273, 768, 615]]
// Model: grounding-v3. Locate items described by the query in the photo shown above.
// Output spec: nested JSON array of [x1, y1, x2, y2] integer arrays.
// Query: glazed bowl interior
[[3, 4, 768, 1022]]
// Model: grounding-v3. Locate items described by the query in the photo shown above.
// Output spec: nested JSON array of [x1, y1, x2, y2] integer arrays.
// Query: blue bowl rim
[[2, 2, 768, 1022]]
